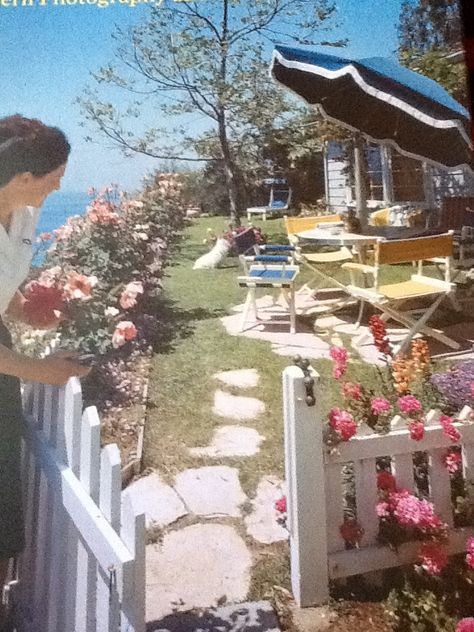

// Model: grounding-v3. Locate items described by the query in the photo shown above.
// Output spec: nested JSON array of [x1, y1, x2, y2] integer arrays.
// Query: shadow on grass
[[151, 296, 228, 354]]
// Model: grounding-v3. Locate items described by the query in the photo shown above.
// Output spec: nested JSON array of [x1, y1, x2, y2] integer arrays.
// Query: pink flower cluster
[[397, 395, 422, 415], [370, 397, 391, 415], [87, 199, 120, 225], [444, 449, 462, 474], [390, 490, 444, 533], [466, 536, 474, 570], [409, 420, 425, 441], [458, 619, 474, 632], [329, 346, 348, 380], [440, 415, 462, 442], [328, 408, 357, 441]]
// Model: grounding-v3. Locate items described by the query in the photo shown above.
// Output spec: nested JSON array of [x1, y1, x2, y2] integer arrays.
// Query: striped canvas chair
[[342, 231, 459, 355]]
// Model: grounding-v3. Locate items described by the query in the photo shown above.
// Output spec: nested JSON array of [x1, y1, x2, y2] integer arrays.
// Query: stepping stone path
[[189, 425, 265, 458], [126, 368, 285, 628], [213, 389, 266, 421]]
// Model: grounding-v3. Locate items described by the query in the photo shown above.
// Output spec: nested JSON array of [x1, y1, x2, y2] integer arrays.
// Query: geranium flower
[[409, 420, 425, 441], [397, 395, 422, 415], [275, 496, 287, 514], [64, 272, 98, 300], [457, 619, 474, 632], [340, 518, 364, 546], [329, 346, 348, 380], [112, 321, 138, 348], [440, 415, 462, 442], [328, 408, 357, 441], [444, 450, 462, 474], [371, 397, 391, 415], [418, 542, 448, 576], [377, 471, 397, 492]]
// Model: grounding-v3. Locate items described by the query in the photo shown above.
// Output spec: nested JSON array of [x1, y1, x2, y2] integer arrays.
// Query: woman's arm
[[0, 342, 91, 385]]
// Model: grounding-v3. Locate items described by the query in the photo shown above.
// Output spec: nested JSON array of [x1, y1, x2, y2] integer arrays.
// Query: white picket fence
[[283, 365, 474, 607], [10, 377, 146, 632]]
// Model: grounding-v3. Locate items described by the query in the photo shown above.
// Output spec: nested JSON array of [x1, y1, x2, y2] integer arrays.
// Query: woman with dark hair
[[0, 114, 90, 627]]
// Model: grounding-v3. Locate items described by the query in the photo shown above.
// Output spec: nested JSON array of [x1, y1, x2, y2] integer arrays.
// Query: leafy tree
[[398, 0, 462, 53], [78, 0, 345, 222], [398, 0, 467, 105]]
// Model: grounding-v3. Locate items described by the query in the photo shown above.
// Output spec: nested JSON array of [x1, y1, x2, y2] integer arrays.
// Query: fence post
[[282, 365, 329, 606]]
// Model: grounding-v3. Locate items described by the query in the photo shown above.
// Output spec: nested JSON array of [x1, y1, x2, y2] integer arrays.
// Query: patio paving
[[213, 389, 266, 420], [213, 368, 260, 388], [244, 476, 288, 545]]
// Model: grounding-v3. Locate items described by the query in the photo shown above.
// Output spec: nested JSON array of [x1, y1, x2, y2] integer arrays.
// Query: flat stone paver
[[174, 466, 247, 517], [244, 476, 288, 544], [213, 389, 265, 421], [123, 472, 188, 528], [221, 312, 331, 360], [189, 426, 265, 458], [213, 368, 260, 389], [146, 524, 252, 621], [147, 600, 281, 631]]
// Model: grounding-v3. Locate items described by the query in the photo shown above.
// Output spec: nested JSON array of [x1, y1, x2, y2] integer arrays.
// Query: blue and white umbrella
[[270, 45, 472, 172]]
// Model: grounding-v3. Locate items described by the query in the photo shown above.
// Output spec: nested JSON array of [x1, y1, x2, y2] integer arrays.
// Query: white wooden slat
[[57, 378, 83, 474], [100, 444, 122, 532], [429, 448, 454, 528], [326, 421, 474, 463], [20, 416, 135, 580], [392, 454, 415, 492], [325, 463, 345, 553], [283, 366, 329, 607], [75, 407, 101, 632], [31, 385, 56, 631], [329, 526, 474, 579], [99, 444, 122, 631], [354, 458, 379, 547], [121, 493, 146, 632], [45, 484, 69, 632]]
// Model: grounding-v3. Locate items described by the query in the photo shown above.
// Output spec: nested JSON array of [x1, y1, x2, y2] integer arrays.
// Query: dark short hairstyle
[[0, 114, 71, 187]]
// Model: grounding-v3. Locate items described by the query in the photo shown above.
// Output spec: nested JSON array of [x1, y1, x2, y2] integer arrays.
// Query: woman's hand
[[18, 350, 92, 386]]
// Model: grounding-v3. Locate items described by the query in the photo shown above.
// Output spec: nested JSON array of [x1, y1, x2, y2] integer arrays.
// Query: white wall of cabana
[[324, 140, 474, 214]]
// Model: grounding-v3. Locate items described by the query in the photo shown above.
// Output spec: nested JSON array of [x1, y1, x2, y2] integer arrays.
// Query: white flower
[[105, 306, 120, 317]]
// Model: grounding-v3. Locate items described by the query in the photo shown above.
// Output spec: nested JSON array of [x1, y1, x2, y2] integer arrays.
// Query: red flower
[[457, 620, 474, 632], [418, 542, 448, 576], [377, 471, 397, 492], [340, 518, 364, 546], [23, 281, 66, 327], [275, 496, 287, 514], [409, 420, 425, 441], [440, 415, 462, 442]]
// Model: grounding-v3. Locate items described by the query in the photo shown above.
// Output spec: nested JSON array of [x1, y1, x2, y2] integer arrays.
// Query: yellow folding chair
[[341, 231, 460, 355], [284, 214, 353, 297]]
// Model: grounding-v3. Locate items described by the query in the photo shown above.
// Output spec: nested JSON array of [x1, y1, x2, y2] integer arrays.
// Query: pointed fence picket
[[283, 365, 474, 607], [12, 378, 146, 632]]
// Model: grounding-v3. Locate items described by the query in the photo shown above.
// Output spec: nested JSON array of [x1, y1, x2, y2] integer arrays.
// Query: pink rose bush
[[21, 179, 186, 414]]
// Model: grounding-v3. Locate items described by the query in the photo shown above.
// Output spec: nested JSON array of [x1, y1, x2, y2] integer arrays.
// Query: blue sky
[[0, 0, 404, 193]]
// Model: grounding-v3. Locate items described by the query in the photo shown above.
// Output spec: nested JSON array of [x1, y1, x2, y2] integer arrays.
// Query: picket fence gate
[[283, 365, 474, 607], [10, 377, 146, 632]]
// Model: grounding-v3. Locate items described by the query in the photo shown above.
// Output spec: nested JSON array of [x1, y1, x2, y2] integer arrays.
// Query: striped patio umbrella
[[270, 45, 473, 215]]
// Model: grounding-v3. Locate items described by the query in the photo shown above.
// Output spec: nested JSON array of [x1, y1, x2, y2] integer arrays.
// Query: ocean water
[[32, 190, 91, 266]]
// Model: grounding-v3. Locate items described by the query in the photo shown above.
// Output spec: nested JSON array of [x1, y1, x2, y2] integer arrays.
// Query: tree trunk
[[217, 109, 242, 225]]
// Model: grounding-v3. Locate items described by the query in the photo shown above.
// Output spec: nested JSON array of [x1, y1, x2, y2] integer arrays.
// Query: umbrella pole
[[353, 136, 368, 228]]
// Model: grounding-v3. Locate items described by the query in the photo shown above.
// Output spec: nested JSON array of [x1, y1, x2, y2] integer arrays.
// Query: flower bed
[[9, 177, 186, 476]]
